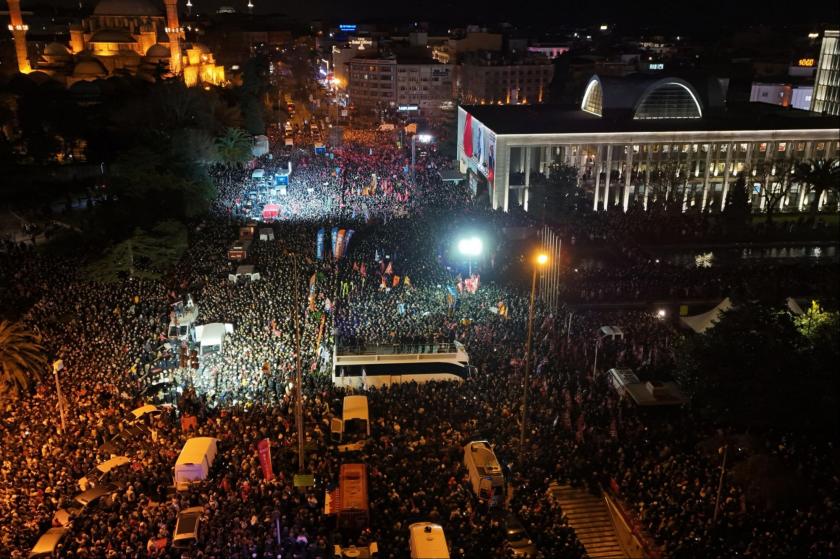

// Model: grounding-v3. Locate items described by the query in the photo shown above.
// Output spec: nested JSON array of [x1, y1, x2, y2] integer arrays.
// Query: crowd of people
[[1, 119, 838, 559]]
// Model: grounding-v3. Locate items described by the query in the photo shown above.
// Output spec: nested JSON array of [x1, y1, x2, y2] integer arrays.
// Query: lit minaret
[[186, 0, 192, 17], [5, 0, 31, 73], [247, 0, 254, 13], [163, 0, 183, 75]]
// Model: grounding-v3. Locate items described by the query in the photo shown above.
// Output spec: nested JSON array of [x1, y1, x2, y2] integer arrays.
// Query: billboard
[[461, 111, 496, 184]]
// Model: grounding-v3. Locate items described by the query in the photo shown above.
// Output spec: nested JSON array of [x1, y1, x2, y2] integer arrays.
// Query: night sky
[[37, 0, 840, 28]]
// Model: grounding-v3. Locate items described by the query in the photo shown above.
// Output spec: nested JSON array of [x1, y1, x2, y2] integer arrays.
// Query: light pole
[[520, 252, 548, 462], [292, 255, 305, 471], [713, 444, 729, 525], [411, 133, 433, 185], [457, 236, 482, 276], [52, 360, 67, 434]]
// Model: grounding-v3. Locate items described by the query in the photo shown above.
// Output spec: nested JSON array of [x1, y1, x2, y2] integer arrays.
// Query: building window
[[581, 78, 603, 116]]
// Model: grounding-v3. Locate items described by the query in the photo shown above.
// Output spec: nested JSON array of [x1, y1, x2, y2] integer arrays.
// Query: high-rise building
[[811, 30, 839, 115]]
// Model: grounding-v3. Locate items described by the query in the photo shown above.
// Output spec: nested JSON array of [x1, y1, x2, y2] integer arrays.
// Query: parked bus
[[331, 395, 370, 452]]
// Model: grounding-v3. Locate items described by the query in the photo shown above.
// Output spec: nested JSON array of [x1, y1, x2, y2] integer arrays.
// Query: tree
[[793, 158, 840, 220], [531, 163, 581, 220], [84, 220, 188, 282], [755, 160, 795, 223], [215, 127, 252, 168], [674, 301, 814, 430], [723, 174, 751, 227], [0, 321, 47, 396]]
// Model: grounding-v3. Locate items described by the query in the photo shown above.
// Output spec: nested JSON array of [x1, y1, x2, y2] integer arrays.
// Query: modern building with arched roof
[[458, 73, 839, 214]]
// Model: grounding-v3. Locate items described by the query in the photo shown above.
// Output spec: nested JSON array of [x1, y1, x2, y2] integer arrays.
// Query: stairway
[[548, 483, 627, 559]]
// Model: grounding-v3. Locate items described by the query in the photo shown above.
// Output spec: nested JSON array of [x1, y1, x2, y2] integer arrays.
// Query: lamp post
[[520, 252, 548, 462], [52, 360, 67, 434], [292, 255, 305, 471], [457, 236, 482, 276], [411, 133, 433, 185]]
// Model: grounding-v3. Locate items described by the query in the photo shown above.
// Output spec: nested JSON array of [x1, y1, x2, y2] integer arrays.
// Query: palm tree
[[215, 127, 252, 168], [793, 158, 840, 219], [0, 321, 48, 396]]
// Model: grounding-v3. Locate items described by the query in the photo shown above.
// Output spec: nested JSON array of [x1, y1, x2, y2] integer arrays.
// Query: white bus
[[332, 341, 474, 389], [409, 522, 450, 559]]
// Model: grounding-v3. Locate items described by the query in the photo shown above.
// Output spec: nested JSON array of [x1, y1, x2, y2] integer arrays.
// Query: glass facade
[[811, 30, 840, 115], [634, 83, 702, 119]]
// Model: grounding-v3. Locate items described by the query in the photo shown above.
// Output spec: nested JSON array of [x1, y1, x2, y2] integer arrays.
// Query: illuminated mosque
[[4, 0, 224, 86]]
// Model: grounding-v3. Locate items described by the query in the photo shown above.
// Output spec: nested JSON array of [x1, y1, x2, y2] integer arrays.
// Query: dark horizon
[[31, 0, 840, 29]]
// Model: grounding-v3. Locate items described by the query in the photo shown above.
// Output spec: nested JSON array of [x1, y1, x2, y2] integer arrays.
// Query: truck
[[463, 440, 505, 506], [331, 395, 370, 452]]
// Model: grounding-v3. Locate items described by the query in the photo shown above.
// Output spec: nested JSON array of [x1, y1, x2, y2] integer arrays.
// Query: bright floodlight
[[537, 253, 549, 265], [657, 308, 667, 318], [417, 133, 433, 143], [458, 237, 482, 257]]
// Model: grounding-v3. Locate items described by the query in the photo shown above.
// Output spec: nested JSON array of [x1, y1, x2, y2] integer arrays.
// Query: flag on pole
[[315, 228, 325, 260], [330, 227, 339, 258]]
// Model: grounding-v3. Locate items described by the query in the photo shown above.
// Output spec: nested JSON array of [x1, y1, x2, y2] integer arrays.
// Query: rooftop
[[461, 103, 840, 136]]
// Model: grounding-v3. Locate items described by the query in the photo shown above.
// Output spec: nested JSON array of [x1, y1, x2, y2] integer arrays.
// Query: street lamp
[[520, 252, 548, 462], [457, 236, 482, 275], [411, 132, 433, 184]]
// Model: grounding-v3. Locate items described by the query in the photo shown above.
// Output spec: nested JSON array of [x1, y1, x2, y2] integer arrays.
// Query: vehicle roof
[[343, 395, 369, 421], [96, 455, 130, 473], [409, 522, 450, 558], [465, 441, 502, 476], [176, 438, 218, 466], [130, 404, 160, 418], [29, 527, 68, 557], [75, 483, 116, 505]]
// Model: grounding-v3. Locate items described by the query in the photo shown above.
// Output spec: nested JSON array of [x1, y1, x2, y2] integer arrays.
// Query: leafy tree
[[531, 163, 582, 220], [793, 158, 840, 220], [723, 174, 751, 226], [674, 301, 823, 430], [0, 321, 47, 396], [755, 160, 795, 223], [84, 220, 188, 282], [215, 127, 253, 168]]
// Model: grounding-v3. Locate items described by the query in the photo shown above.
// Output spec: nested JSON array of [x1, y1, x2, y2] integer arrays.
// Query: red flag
[[392, 275, 400, 287], [257, 439, 274, 481], [360, 263, 367, 277], [463, 113, 473, 158], [384, 262, 393, 275]]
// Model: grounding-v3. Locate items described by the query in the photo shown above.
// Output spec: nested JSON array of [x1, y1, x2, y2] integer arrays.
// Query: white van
[[194, 323, 233, 357], [173, 506, 204, 548], [409, 522, 450, 559], [331, 395, 370, 452], [174, 437, 218, 491], [463, 440, 505, 505]]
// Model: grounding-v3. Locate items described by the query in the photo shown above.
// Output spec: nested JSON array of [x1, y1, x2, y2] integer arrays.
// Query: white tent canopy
[[680, 298, 733, 333], [251, 168, 265, 180]]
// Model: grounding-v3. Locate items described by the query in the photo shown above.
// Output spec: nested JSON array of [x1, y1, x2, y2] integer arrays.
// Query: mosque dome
[[43, 42, 72, 57], [145, 43, 170, 58], [93, 0, 162, 16], [73, 58, 108, 77]]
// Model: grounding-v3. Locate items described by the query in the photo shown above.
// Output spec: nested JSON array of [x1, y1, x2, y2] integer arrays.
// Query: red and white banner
[[257, 438, 274, 481]]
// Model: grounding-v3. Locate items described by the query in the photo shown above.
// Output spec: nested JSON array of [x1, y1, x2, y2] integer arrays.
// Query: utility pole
[[292, 255, 305, 471], [520, 253, 547, 462], [713, 444, 729, 525], [52, 360, 67, 434]]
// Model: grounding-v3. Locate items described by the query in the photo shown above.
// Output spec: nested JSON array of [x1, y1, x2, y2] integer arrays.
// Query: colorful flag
[[392, 275, 400, 287], [384, 262, 393, 275], [316, 228, 325, 260], [343, 230, 355, 256], [330, 227, 339, 258], [257, 439, 274, 481], [335, 229, 347, 259]]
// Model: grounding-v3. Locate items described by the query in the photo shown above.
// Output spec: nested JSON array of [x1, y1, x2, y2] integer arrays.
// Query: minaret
[[247, 0, 254, 13], [6, 0, 31, 73], [163, 0, 183, 75], [186, 0, 193, 17]]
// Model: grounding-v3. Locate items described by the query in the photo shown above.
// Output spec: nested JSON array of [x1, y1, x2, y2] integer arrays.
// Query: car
[[504, 514, 537, 558], [173, 506, 204, 548]]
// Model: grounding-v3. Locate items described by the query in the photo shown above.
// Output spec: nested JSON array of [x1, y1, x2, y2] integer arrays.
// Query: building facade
[[750, 82, 813, 110], [811, 30, 840, 115], [458, 74, 839, 214], [348, 56, 453, 116], [457, 57, 553, 105]]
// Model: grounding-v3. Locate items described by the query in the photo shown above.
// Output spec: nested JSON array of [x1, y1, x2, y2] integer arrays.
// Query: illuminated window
[[634, 81, 702, 119], [759, 143, 768, 152], [778, 142, 787, 152], [581, 78, 603, 116]]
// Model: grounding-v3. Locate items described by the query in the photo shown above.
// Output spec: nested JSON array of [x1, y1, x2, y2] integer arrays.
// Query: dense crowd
[[1, 123, 838, 559]]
